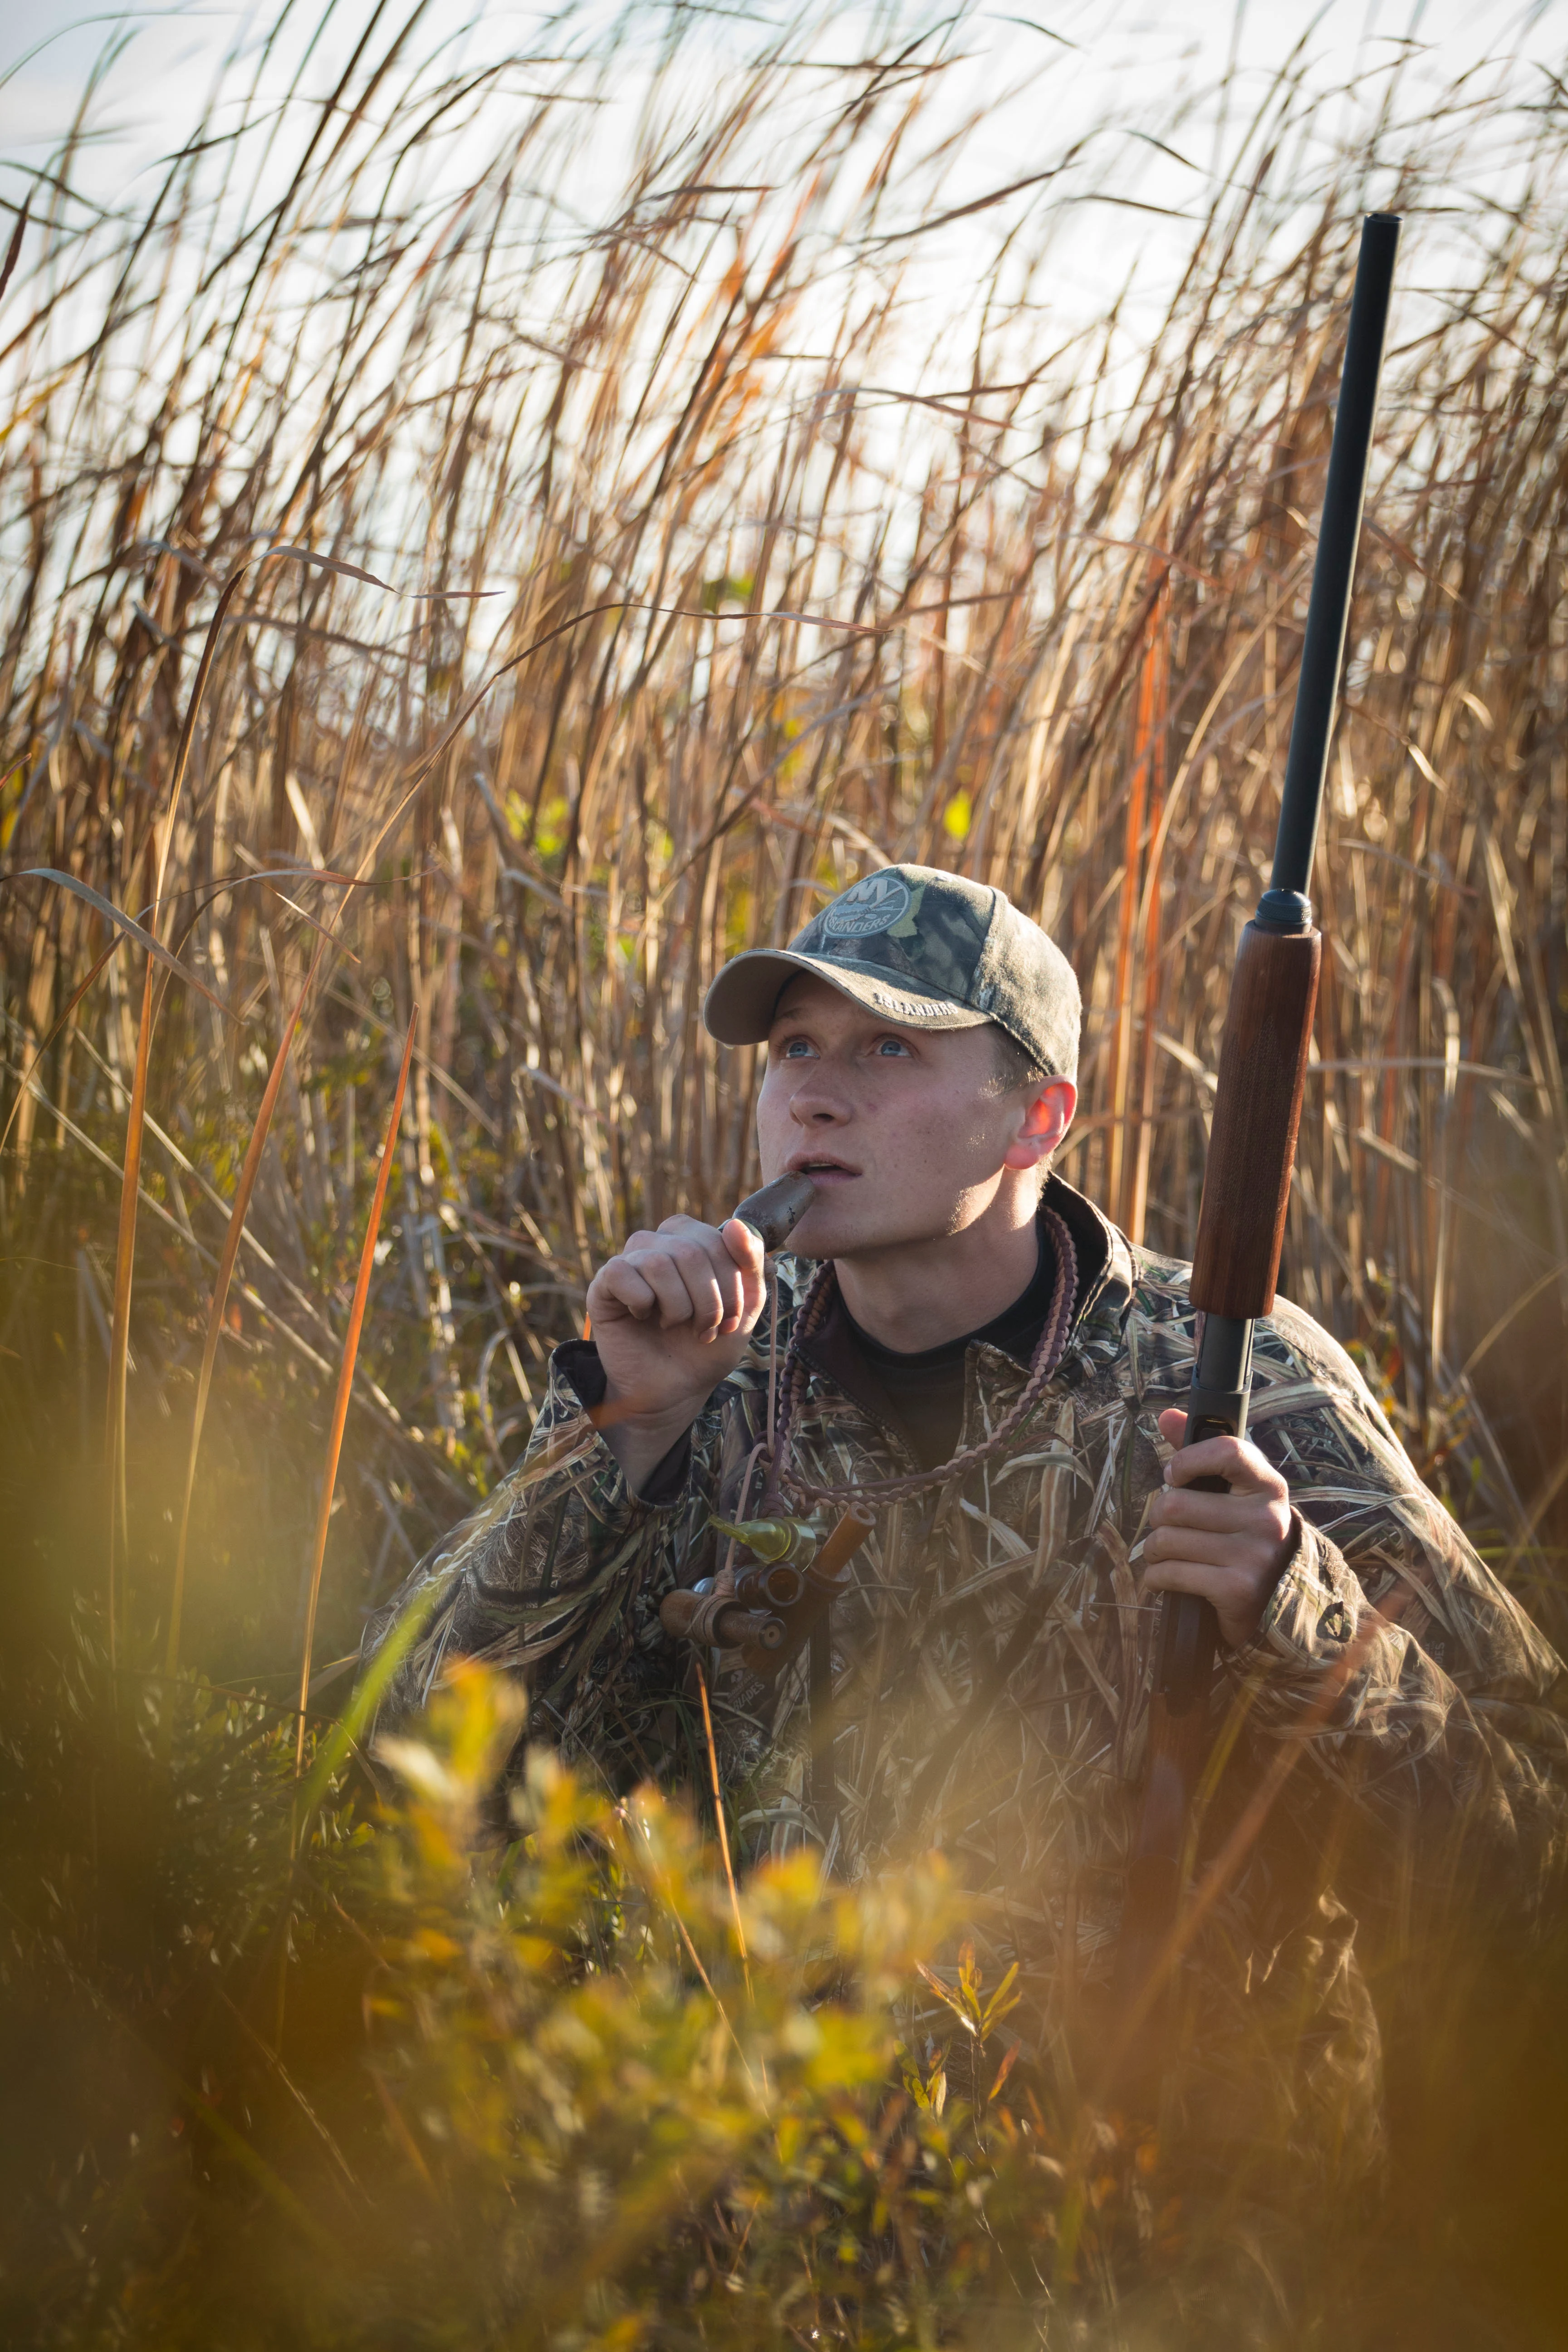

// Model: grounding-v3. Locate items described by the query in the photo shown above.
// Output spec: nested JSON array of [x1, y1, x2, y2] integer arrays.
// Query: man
[[367, 864, 1566, 2177]]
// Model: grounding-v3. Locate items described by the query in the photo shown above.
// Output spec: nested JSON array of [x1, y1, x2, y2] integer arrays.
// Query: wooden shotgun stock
[[1112, 212, 1401, 2075]]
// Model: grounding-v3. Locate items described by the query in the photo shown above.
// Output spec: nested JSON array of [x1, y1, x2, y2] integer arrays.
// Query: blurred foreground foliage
[[0, 1649, 1161, 2349], [5, 1631, 1568, 2351]]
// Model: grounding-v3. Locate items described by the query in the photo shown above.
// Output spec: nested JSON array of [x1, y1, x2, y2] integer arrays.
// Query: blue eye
[[781, 1037, 814, 1058], [875, 1038, 910, 1058]]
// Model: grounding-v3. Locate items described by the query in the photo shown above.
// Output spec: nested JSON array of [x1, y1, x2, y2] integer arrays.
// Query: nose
[[787, 1063, 851, 1128]]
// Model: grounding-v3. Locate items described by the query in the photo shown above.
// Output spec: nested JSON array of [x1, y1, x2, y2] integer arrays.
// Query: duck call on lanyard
[[1114, 213, 1402, 2031], [657, 1170, 875, 1678]]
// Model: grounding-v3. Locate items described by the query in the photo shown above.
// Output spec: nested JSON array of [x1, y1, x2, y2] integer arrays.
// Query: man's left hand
[[1144, 1408, 1295, 1649]]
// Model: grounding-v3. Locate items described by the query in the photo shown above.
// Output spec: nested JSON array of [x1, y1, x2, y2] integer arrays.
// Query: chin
[[784, 1205, 908, 1264], [778, 1196, 874, 1259], [778, 1210, 834, 1261]]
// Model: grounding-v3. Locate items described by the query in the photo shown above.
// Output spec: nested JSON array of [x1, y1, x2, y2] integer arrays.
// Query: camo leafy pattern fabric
[[363, 1175, 1568, 2180]]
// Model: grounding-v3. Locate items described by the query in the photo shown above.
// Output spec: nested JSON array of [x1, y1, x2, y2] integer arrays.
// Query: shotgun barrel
[[1113, 211, 1402, 2057]]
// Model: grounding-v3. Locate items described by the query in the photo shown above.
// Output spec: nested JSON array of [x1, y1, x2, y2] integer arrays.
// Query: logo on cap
[[820, 872, 911, 940]]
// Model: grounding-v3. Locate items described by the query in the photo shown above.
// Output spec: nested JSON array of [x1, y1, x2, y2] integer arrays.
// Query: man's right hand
[[585, 1215, 768, 1494]]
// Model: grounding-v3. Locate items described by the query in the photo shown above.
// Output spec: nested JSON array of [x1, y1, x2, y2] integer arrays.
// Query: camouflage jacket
[[365, 1174, 1567, 2179]]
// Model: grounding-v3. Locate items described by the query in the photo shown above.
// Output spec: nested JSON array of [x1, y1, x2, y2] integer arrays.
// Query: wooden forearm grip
[[1189, 920, 1321, 1321]]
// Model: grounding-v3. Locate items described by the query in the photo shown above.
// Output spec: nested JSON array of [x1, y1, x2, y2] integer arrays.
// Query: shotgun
[[1113, 211, 1402, 2053]]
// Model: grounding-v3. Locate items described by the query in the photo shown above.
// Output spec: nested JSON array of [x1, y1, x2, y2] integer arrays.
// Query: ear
[[1001, 1077, 1077, 1172]]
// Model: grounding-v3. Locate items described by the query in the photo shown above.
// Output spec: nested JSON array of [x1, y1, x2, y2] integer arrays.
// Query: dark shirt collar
[[794, 1172, 1116, 1446], [843, 1226, 1052, 1372]]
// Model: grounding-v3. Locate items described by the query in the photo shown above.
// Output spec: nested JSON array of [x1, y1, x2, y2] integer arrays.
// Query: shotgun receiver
[[1113, 212, 1401, 2050]]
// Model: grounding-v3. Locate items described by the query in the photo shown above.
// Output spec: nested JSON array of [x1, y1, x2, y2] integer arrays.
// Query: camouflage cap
[[703, 864, 1080, 1078]]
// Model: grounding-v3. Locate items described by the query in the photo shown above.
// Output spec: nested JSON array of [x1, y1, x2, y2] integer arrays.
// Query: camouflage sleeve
[[1222, 1299, 1568, 1918], [361, 1340, 719, 1729]]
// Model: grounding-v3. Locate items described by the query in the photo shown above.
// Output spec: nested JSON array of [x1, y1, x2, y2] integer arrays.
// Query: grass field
[[2, 5, 1567, 2342]]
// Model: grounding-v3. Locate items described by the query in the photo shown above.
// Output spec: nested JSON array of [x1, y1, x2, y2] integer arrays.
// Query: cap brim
[[702, 949, 991, 1044]]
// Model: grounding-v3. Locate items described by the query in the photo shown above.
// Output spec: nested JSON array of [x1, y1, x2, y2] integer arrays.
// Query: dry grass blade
[[294, 1009, 417, 1774], [101, 560, 261, 1664], [697, 1670, 751, 1996], [166, 944, 323, 1679], [104, 956, 154, 1671], [153, 562, 266, 910], [0, 200, 28, 310], [5, 872, 235, 1016], [0, 933, 120, 1157]]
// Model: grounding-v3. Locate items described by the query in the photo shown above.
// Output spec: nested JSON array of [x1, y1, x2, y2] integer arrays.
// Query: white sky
[[5, 0, 1566, 208], [4, 0, 1563, 591]]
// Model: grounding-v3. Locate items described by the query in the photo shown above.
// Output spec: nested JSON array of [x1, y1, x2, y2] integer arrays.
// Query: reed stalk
[[294, 1009, 416, 1773]]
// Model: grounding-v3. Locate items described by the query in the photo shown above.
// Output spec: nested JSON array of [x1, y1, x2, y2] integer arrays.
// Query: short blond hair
[[989, 1022, 1048, 1093]]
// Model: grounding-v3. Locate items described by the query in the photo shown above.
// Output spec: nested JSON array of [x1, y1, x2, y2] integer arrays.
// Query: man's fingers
[[588, 1259, 662, 1323], [691, 1236, 745, 1332], [1156, 1409, 1284, 1498], [1142, 1553, 1246, 1600], [593, 1215, 765, 1346], [633, 1247, 718, 1333], [720, 1219, 767, 1332], [1148, 1485, 1289, 1538], [664, 1240, 735, 1336], [1142, 1524, 1284, 1577], [1140, 1551, 1263, 1637], [1146, 1406, 1294, 1646], [608, 1242, 706, 1330], [720, 1215, 766, 1272], [1156, 1406, 1189, 1446], [625, 1217, 764, 1336]]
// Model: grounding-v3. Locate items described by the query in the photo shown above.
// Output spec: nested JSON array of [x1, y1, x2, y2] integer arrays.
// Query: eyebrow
[[769, 995, 820, 1029]]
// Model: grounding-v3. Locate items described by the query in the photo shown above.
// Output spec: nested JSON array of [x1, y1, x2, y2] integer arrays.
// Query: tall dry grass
[[5, 11, 1566, 1639], [1, 8, 1568, 2337]]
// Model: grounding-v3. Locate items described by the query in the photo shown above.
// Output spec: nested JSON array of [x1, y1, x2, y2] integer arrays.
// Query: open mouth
[[789, 1154, 859, 1181]]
